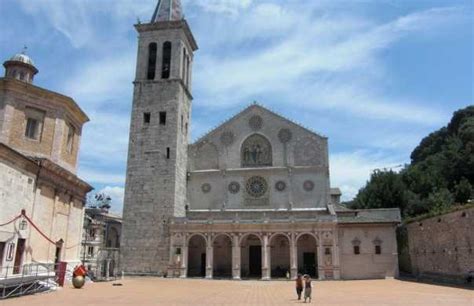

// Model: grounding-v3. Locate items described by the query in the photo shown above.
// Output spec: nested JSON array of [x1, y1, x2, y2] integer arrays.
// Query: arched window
[[241, 134, 272, 167], [162, 41, 172, 79], [147, 43, 157, 80]]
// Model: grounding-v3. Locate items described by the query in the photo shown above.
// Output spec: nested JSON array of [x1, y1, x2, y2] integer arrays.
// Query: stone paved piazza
[[3, 278, 473, 306]]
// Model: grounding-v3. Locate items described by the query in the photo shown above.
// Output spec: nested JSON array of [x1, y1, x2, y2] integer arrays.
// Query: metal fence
[[0, 263, 57, 299]]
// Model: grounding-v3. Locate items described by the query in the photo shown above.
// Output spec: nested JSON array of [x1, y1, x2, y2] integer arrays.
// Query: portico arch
[[269, 233, 290, 278], [296, 233, 318, 278], [187, 234, 207, 277], [240, 233, 262, 278], [213, 234, 232, 278]]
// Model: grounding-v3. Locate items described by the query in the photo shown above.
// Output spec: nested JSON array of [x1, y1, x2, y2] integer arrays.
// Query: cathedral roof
[[151, 0, 183, 23], [192, 103, 327, 145]]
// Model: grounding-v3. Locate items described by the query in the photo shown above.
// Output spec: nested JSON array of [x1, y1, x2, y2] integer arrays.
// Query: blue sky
[[1, 0, 472, 213]]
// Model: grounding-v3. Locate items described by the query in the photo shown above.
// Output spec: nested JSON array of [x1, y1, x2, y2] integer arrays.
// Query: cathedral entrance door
[[200, 253, 206, 277], [248, 246, 262, 277], [303, 252, 317, 277]]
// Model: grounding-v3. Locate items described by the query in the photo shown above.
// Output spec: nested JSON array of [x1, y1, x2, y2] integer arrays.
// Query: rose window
[[245, 176, 268, 198]]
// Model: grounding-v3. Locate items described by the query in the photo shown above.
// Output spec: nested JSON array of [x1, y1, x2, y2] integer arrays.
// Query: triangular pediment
[[192, 103, 326, 147]]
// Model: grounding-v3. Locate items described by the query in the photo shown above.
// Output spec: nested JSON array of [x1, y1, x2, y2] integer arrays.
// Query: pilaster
[[290, 232, 297, 279], [262, 233, 271, 280], [232, 234, 241, 280]]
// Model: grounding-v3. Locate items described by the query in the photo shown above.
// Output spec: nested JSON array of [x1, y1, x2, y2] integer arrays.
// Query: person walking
[[303, 274, 312, 303], [295, 273, 304, 300]]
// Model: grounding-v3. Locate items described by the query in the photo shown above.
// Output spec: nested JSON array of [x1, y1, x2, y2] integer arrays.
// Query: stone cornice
[[133, 78, 193, 100], [0, 143, 93, 202], [34, 158, 93, 201], [0, 78, 89, 124], [135, 20, 198, 51]]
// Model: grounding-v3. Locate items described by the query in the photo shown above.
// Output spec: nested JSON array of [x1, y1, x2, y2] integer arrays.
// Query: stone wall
[[339, 224, 399, 279], [120, 22, 194, 275], [406, 207, 473, 283], [0, 155, 86, 276]]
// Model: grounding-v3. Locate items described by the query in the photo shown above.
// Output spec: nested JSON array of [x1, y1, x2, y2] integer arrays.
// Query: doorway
[[249, 246, 262, 277], [187, 235, 206, 277], [303, 252, 317, 277], [0, 242, 5, 268], [200, 253, 206, 276], [297, 234, 318, 278], [13, 238, 25, 274]]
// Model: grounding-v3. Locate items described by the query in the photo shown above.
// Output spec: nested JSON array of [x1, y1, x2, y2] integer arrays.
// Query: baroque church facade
[[121, 0, 400, 280], [0, 51, 92, 276]]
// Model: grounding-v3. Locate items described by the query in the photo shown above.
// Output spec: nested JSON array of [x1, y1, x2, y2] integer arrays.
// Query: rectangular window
[[89, 228, 96, 239], [181, 115, 183, 131], [66, 123, 75, 153], [182, 48, 187, 84], [166, 147, 170, 159], [144, 112, 151, 124], [325, 248, 331, 255], [159, 112, 166, 125], [87, 246, 94, 256], [25, 118, 38, 139], [176, 248, 181, 255], [375, 245, 381, 255], [24, 107, 45, 140], [354, 246, 360, 255]]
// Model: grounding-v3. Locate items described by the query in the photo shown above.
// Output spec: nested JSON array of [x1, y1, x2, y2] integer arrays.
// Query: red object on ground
[[56, 262, 67, 287], [73, 264, 87, 277]]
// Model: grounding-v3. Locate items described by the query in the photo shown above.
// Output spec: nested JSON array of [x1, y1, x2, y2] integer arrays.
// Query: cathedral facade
[[121, 0, 400, 280]]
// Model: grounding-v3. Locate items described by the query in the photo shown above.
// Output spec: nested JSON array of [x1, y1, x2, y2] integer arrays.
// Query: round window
[[245, 176, 268, 198]]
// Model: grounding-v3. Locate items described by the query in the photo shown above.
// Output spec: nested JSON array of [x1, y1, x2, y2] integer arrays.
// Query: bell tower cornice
[[135, 20, 198, 52]]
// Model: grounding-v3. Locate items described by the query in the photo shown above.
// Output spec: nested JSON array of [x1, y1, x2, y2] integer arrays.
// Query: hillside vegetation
[[350, 106, 474, 218]]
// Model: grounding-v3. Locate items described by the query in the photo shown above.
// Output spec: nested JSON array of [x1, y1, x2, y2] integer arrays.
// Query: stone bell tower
[[120, 0, 198, 275]]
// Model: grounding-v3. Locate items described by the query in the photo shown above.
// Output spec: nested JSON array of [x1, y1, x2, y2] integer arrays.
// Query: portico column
[[180, 244, 188, 278], [205, 236, 213, 279], [290, 233, 297, 279], [262, 234, 271, 280], [232, 234, 241, 280], [317, 234, 324, 280]]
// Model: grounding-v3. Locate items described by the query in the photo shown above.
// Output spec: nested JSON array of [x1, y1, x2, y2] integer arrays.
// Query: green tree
[[351, 105, 474, 219], [454, 177, 472, 204], [351, 170, 406, 211]]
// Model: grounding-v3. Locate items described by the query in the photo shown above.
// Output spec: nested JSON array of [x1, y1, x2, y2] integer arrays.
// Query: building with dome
[[120, 0, 401, 280], [0, 50, 92, 277]]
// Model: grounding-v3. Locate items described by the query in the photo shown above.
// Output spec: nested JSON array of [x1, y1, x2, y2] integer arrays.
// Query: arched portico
[[240, 233, 262, 278], [187, 234, 207, 277], [296, 233, 318, 278], [212, 234, 232, 278], [269, 233, 290, 278]]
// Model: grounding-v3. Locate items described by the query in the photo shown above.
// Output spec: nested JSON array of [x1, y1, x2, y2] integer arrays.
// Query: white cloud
[[97, 186, 125, 214], [78, 168, 125, 185], [187, 0, 253, 15], [330, 151, 405, 201], [17, 0, 152, 49], [62, 53, 135, 104], [192, 5, 464, 125]]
